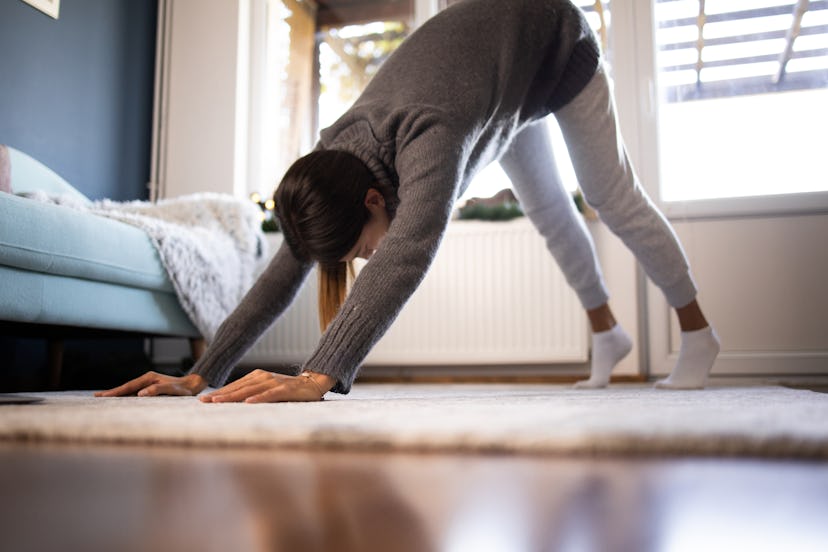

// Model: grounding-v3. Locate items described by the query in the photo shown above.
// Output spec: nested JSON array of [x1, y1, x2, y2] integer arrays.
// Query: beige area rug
[[1, 384, 827, 458]]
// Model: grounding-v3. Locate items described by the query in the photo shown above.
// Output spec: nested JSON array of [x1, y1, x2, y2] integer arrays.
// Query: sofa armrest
[[3, 145, 90, 204]]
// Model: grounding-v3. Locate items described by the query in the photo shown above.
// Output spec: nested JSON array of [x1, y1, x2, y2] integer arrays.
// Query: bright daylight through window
[[314, 1, 611, 204], [655, 0, 828, 203], [317, 20, 410, 130]]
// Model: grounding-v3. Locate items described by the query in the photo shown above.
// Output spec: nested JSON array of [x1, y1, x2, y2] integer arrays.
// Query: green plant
[[457, 201, 524, 221]]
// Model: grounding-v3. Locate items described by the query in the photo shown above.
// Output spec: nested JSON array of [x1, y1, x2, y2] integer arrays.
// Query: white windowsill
[[659, 190, 828, 221]]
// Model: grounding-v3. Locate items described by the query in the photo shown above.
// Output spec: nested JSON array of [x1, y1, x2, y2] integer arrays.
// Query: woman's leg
[[499, 121, 632, 388], [499, 121, 608, 310], [555, 66, 719, 388]]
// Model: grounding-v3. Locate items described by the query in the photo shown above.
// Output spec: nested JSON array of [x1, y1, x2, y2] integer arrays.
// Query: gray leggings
[[499, 67, 697, 310]]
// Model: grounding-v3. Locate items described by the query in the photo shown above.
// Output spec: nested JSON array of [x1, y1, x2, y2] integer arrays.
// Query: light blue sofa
[[0, 145, 199, 383]]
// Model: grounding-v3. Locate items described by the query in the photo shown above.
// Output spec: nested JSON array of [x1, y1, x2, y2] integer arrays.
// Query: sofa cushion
[[0, 265, 197, 336], [0, 193, 174, 293]]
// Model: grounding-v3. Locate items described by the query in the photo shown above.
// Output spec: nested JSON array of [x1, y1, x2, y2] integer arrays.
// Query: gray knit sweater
[[191, 0, 600, 394]]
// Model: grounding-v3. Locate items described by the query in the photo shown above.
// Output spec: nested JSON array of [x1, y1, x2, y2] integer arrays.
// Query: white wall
[[648, 214, 828, 377], [154, 0, 249, 199]]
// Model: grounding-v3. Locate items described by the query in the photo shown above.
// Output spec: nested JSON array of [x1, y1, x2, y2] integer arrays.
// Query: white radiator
[[242, 218, 587, 366]]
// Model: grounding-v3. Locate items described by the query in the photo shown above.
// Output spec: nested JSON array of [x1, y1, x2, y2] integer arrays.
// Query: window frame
[[621, 0, 828, 220]]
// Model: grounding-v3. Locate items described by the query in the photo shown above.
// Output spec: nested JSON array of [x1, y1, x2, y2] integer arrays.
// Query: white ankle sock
[[574, 324, 633, 389], [655, 326, 720, 390]]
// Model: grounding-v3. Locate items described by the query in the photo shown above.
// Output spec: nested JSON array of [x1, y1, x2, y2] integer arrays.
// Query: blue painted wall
[[0, 0, 158, 391], [0, 0, 157, 201]]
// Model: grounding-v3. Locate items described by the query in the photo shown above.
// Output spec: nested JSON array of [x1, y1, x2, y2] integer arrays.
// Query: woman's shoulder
[[321, 104, 465, 152]]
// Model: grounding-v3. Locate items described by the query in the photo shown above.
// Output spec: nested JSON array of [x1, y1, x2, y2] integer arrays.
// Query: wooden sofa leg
[[47, 338, 64, 390], [189, 338, 206, 362]]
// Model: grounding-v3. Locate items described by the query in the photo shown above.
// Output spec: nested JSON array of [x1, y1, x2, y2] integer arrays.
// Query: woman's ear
[[364, 188, 386, 210]]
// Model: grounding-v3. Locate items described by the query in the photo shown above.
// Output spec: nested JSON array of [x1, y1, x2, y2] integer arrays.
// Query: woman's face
[[341, 188, 390, 262]]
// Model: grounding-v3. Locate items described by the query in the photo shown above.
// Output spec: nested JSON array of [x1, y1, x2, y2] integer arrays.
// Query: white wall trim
[[149, 0, 173, 202], [661, 191, 828, 221], [233, 0, 252, 199]]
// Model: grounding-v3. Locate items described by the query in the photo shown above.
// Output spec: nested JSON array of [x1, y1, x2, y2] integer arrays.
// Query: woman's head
[[274, 150, 395, 266], [274, 150, 397, 331]]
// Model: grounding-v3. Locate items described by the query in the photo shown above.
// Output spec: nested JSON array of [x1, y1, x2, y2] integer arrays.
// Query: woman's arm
[[302, 123, 466, 394], [189, 241, 313, 387], [96, 241, 313, 397]]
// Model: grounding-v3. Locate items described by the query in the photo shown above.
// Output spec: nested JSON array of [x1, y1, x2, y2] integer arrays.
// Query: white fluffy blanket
[[27, 192, 266, 341]]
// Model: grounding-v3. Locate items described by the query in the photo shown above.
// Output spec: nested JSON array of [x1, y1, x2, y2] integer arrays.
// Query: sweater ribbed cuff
[[302, 307, 371, 395]]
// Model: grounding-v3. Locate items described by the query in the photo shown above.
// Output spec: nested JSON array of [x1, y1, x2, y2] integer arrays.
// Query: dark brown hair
[[274, 150, 397, 331]]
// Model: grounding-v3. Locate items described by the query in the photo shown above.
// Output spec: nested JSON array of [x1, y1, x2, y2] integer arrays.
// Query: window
[[317, 21, 412, 130], [314, 0, 414, 130], [250, 0, 416, 205], [249, 0, 317, 200], [655, 0, 828, 203]]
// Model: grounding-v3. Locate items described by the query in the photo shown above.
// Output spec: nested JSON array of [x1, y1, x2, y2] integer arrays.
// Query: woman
[[98, 0, 719, 403]]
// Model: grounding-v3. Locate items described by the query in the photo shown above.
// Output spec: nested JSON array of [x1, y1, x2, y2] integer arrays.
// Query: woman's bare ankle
[[675, 299, 709, 332], [587, 303, 617, 333]]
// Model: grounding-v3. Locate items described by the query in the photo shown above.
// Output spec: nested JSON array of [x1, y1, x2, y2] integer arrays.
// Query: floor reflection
[[1, 443, 827, 552]]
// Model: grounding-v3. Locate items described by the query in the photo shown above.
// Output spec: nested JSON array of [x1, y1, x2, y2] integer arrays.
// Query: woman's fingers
[[94, 372, 159, 397], [203, 370, 279, 401], [205, 369, 269, 397], [244, 384, 317, 403], [138, 382, 191, 397], [202, 372, 323, 403], [244, 388, 287, 403], [208, 381, 282, 403], [245, 376, 324, 403], [96, 372, 207, 398], [137, 383, 162, 397], [95, 370, 320, 402]]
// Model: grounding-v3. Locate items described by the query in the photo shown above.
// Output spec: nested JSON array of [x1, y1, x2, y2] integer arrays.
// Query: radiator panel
[[243, 219, 588, 366]]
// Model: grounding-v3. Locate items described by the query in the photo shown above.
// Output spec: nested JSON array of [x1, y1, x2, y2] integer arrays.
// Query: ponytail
[[318, 261, 355, 332]]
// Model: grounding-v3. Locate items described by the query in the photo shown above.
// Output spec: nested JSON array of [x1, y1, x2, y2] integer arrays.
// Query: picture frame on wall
[[22, 0, 60, 19]]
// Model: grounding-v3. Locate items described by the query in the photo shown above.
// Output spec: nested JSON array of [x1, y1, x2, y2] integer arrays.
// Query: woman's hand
[[95, 372, 208, 397], [200, 369, 334, 403]]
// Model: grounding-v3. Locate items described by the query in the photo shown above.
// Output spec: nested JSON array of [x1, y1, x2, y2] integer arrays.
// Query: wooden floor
[[1, 442, 827, 552]]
